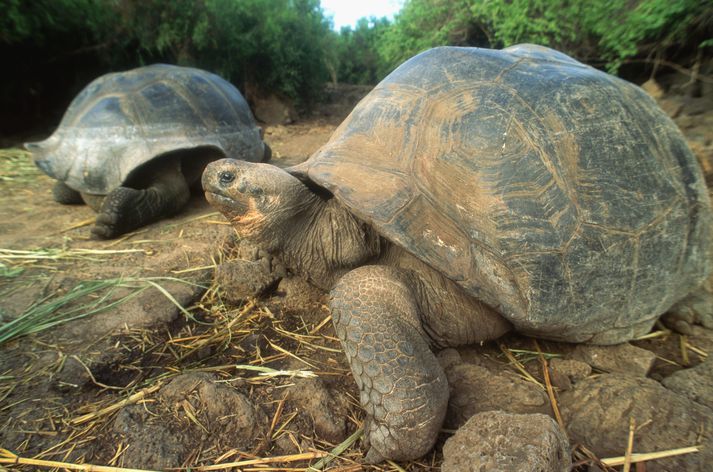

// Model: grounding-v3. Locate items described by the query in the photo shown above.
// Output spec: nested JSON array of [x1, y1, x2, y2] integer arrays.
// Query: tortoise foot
[[91, 187, 146, 239], [662, 283, 713, 335]]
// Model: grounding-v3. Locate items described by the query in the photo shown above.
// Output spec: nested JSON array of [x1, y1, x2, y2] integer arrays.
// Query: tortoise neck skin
[[203, 159, 380, 290], [281, 197, 382, 290]]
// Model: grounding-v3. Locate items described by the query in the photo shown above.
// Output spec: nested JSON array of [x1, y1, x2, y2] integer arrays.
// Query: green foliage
[[594, 0, 713, 71], [1, 0, 333, 118], [1, 0, 710, 132], [334, 17, 391, 84], [114, 0, 332, 106], [0, 0, 115, 45], [375, 0, 712, 75], [377, 0, 476, 74], [470, 0, 713, 72]]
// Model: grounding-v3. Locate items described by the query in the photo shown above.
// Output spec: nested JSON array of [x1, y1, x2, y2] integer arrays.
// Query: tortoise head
[[25, 137, 67, 181], [203, 159, 318, 245]]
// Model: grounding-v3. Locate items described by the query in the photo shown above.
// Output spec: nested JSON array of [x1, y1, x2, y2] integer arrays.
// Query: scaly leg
[[329, 265, 448, 463], [91, 161, 189, 239]]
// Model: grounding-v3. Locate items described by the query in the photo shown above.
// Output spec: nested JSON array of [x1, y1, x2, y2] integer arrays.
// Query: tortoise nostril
[[218, 171, 235, 185]]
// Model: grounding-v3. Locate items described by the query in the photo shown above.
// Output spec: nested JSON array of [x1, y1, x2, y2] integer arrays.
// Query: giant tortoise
[[202, 45, 713, 462], [26, 64, 270, 238]]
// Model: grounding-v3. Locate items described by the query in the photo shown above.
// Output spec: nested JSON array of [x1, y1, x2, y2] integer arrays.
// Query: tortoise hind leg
[[91, 160, 190, 239], [262, 143, 272, 162], [662, 279, 713, 334], [52, 181, 83, 205], [329, 265, 448, 463]]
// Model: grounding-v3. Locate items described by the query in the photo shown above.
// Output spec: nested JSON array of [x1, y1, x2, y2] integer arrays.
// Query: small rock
[[662, 359, 713, 409], [641, 79, 664, 99], [658, 97, 684, 118], [160, 373, 267, 449], [549, 358, 592, 383], [442, 411, 571, 472], [559, 374, 713, 471], [215, 258, 281, 303], [442, 362, 550, 429], [273, 276, 325, 313], [682, 96, 713, 116], [569, 343, 655, 376], [112, 405, 187, 469], [250, 93, 297, 125], [287, 377, 351, 443]]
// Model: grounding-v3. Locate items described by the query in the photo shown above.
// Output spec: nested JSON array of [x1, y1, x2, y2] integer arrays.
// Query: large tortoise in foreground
[[203, 45, 713, 462], [26, 64, 270, 238]]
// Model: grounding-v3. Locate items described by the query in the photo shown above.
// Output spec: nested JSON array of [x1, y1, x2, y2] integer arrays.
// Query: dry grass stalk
[[534, 340, 565, 432], [70, 382, 163, 426], [104, 228, 150, 247], [633, 330, 671, 341], [623, 417, 636, 472], [234, 365, 317, 380], [272, 411, 299, 439], [0, 247, 145, 265], [0, 448, 156, 472], [272, 326, 342, 354], [268, 397, 287, 439], [59, 218, 96, 233], [571, 444, 617, 471], [309, 314, 332, 335], [306, 427, 363, 471], [600, 445, 699, 466], [175, 299, 257, 361], [685, 341, 708, 358], [680, 335, 691, 366], [499, 343, 544, 389], [267, 339, 318, 369], [385, 460, 408, 471], [171, 265, 216, 275], [174, 451, 329, 471]]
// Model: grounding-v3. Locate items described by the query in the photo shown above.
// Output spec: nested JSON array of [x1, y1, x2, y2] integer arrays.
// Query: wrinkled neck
[[281, 198, 381, 290]]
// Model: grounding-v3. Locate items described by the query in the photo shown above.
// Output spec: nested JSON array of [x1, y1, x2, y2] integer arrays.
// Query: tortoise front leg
[[91, 163, 190, 239], [329, 265, 448, 463]]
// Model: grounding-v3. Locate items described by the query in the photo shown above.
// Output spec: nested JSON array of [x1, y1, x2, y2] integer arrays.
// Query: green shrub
[[376, 0, 712, 75]]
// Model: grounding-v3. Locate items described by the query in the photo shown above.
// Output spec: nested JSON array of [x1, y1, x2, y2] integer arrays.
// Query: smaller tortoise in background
[[204, 45, 713, 462], [26, 64, 271, 239]]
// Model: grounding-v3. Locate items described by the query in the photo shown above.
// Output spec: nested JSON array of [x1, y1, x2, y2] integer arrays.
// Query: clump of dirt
[[0, 80, 712, 471]]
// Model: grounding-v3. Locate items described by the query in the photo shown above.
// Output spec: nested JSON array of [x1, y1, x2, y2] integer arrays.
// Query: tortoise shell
[[29, 64, 266, 195], [298, 45, 713, 343]]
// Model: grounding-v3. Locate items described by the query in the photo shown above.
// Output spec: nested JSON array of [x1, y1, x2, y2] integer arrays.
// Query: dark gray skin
[[203, 159, 512, 462], [54, 159, 191, 239]]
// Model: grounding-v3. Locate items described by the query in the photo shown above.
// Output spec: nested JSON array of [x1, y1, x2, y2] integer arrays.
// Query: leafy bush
[[377, 0, 477, 75], [334, 17, 391, 84], [376, 0, 713, 74], [115, 0, 332, 106]]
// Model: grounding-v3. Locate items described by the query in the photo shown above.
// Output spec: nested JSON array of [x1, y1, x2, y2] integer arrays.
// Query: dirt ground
[[1, 80, 713, 472]]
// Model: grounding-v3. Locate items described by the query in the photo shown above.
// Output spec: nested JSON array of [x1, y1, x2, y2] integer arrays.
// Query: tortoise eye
[[218, 171, 235, 185]]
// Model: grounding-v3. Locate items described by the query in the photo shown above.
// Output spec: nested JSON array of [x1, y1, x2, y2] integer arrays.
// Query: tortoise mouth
[[204, 190, 248, 215]]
